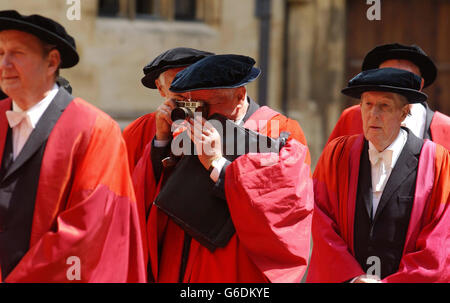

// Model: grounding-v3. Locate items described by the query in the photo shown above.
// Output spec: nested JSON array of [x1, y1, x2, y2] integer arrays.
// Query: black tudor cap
[[169, 54, 261, 93], [0, 10, 79, 68], [341, 67, 428, 103], [362, 43, 437, 88], [141, 47, 215, 89]]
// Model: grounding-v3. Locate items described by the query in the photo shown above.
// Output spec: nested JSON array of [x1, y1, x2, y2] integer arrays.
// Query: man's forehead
[[158, 67, 187, 88], [162, 66, 187, 79], [361, 91, 400, 101], [180, 89, 225, 101], [0, 29, 42, 47]]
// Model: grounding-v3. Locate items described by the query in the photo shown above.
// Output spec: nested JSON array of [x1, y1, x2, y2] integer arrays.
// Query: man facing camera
[[327, 43, 450, 150], [0, 10, 146, 282], [308, 68, 449, 282]]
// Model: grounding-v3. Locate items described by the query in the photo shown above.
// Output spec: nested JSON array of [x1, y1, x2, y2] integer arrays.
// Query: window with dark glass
[[174, 0, 197, 20], [136, 0, 160, 18], [98, 0, 120, 16], [98, 0, 202, 21]]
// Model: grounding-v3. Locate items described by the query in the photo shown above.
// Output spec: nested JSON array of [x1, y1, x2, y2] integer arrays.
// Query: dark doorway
[[345, 0, 450, 115]]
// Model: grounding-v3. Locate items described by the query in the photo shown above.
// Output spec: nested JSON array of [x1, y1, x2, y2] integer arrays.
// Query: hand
[[353, 274, 382, 283], [187, 115, 223, 170], [155, 98, 177, 141]]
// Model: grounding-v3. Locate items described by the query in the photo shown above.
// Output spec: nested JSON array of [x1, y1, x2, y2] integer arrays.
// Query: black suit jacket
[[0, 88, 73, 279], [354, 128, 424, 279]]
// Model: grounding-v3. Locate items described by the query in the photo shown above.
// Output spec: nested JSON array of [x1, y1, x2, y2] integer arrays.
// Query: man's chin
[[365, 133, 384, 146], [1, 84, 22, 98]]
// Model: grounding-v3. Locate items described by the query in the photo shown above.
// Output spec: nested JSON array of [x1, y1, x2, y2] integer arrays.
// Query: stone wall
[[284, 0, 346, 166], [0, 0, 348, 166]]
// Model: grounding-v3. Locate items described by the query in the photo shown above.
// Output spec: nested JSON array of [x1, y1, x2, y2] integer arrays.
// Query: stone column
[[284, 0, 346, 167]]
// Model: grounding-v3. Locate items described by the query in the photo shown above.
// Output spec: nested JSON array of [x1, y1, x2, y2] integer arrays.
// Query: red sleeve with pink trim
[[307, 136, 366, 282], [224, 138, 314, 282], [383, 142, 450, 282], [4, 99, 147, 282]]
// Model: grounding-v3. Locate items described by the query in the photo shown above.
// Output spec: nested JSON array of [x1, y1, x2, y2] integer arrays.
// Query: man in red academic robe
[[308, 67, 449, 283], [0, 10, 146, 282], [133, 54, 314, 282], [327, 43, 450, 150], [122, 48, 214, 171]]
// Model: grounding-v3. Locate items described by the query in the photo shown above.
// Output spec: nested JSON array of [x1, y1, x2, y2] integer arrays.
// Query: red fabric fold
[[307, 135, 366, 283], [225, 139, 313, 282], [123, 112, 157, 172], [429, 111, 450, 150], [132, 107, 314, 282], [383, 141, 450, 282], [1, 99, 146, 282]]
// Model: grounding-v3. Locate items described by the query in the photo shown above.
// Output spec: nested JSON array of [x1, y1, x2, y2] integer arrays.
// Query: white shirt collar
[[234, 93, 248, 126], [369, 128, 407, 169], [368, 128, 408, 218], [402, 103, 427, 139], [12, 83, 59, 129]]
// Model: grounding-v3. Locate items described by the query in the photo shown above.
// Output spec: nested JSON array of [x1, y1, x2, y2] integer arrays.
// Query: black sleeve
[[150, 137, 171, 183], [212, 159, 232, 201]]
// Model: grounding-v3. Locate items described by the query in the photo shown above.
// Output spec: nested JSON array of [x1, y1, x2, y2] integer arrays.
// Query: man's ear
[[401, 104, 411, 120], [155, 78, 166, 97], [47, 49, 61, 77], [236, 86, 246, 101]]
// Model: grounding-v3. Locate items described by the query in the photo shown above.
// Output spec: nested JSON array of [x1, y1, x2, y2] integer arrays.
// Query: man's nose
[[370, 104, 383, 117], [0, 53, 12, 69]]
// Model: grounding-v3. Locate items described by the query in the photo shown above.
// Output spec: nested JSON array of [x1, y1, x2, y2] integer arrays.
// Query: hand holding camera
[[156, 98, 208, 141], [155, 98, 177, 141], [171, 100, 206, 121], [186, 115, 223, 171]]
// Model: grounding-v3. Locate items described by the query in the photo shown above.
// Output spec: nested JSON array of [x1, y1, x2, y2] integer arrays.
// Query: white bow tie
[[5, 110, 31, 128], [368, 148, 393, 169], [5, 110, 34, 160], [369, 148, 394, 194]]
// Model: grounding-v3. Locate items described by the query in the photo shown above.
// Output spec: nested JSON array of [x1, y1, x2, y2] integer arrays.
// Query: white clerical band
[[209, 157, 227, 183]]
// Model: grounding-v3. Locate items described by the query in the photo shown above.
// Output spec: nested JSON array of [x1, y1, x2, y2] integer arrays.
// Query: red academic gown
[[123, 112, 157, 172], [307, 134, 450, 282], [133, 107, 314, 282], [0, 97, 147, 282], [327, 104, 450, 150]]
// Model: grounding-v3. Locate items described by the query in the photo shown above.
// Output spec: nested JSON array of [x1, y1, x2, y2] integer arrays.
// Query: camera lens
[[171, 107, 193, 121]]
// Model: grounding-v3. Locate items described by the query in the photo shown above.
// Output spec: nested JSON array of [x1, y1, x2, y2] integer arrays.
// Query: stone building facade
[[2, 0, 447, 166]]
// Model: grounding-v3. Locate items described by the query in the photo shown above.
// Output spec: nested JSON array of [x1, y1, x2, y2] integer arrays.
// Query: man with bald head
[[327, 43, 450, 149]]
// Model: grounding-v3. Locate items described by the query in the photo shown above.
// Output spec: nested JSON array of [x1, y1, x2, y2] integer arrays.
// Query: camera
[[171, 100, 207, 121]]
